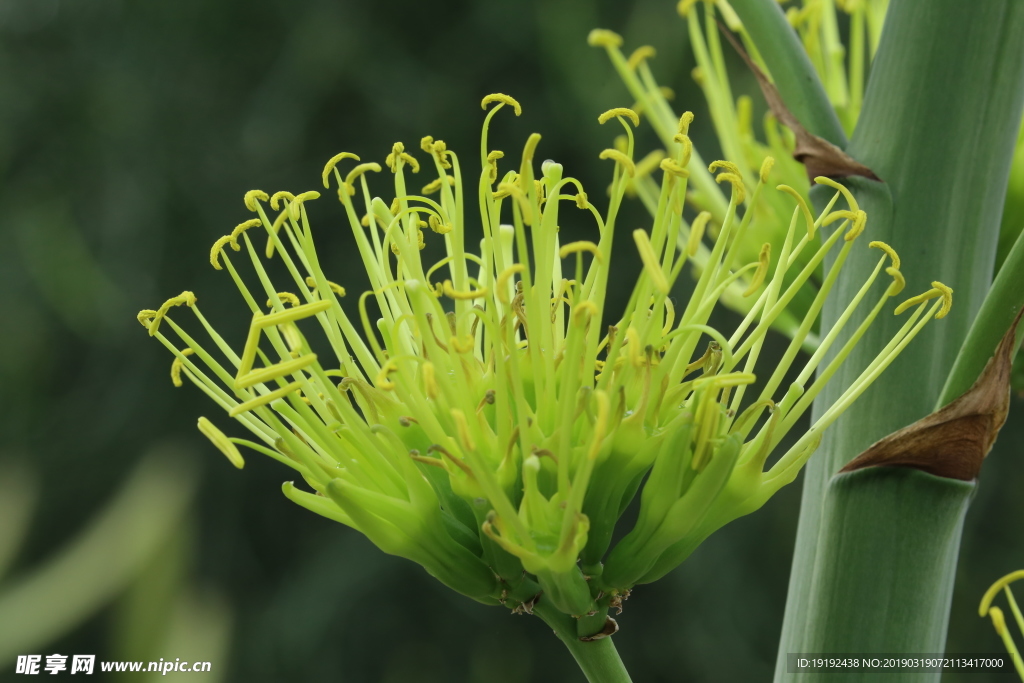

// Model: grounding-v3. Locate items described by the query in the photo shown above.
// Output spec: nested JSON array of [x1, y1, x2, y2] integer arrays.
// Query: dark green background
[[0, 0, 1020, 680]]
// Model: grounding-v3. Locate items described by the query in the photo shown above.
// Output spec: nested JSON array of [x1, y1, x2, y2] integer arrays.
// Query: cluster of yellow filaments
[[980, 571, 1024, 679], [139, 94, 949, 634]]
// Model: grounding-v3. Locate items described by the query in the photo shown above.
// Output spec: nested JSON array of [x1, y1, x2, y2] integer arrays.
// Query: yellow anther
[[484, 150, 505, 184], [375, 359, 399, 390], [777, 184, 816, 238], [137, 309, 157, 329], [420, 136, 434, 153], [450, 334, 475, 354], [481, 93, 522, 116], [197, 417, 245, 469], [716, 172, 746, 203], [559, 241, 603, 262], [677, 111, 695, 135], [244, 190, 269, 211], [443, 280, 489, 300], [844, 210, 867, 241], [660, 86, 675, 100], [709, 160, 742, 176], [147, 291, 197, 336], [421, 361, 439, 399], [267, 292, 301, 308], [677, 0, 700, 16], [422, 175, 456, 194], [814, 176, 860, 213], [235, 353, 318, 390], [587, 28, 623, 48], [521, 133, 542, 166], [496, 264, 525, 304], [231, 218, 261, 242], [304, 276, 346, 297], [760, 157, 775, 183], [990, 606, 1007, 636], [451, 409, 476, 452], [210, 235, 238, 270], [575, 191, 589, 209], [744, 243, 772, 297], [385, 142, 421, 174], [885, 267, 906, 296], [270, 191, 294, 211], [823, 210, 858, 226], [170, 348, 195, 387], [633, 229, 670, 294], [688, 212, 712, 257], [932, 281, 953, 318], [672, 133, 693, 166], [228, 381, 302, 417], [385, 142, 405, 171], [660, 158, 689, 179], [321, 152, 360, 188], [869, 241, 901, 270], [979, 570, 1024, 616], [389, 198, 400, 216], [430, 139, 452, 169], [894, 282, 953, 318], [428, 214, 452, 234], [627, 46, 656, 70], [572, 300, 599, 326], [599, 149, 636, 177], [343, 162, 382, 195], [625, 327, 645, 367], [598, 107, 640, 128], [287, 191, 320, 220]]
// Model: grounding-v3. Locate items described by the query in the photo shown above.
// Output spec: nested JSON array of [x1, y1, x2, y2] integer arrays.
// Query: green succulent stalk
[[139, 93, 948, 681]]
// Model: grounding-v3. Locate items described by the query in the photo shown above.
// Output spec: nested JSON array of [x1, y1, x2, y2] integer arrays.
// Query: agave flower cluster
[[139, 94, 949, 636]]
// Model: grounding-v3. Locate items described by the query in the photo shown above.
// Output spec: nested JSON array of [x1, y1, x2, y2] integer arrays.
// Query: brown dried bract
[[717, 20, 880, 182], [579, 616, 619, 642], [841, 309, 1023, 481]]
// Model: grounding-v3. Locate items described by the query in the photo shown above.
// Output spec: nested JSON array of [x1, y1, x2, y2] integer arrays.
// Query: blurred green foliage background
[[0, 0, 1020, 680]]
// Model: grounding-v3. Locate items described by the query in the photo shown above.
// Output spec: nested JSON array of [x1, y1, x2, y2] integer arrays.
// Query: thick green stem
[[728, 0, 847, 147], [774, 0, 1024, 679], [533, 600, 633, 683]]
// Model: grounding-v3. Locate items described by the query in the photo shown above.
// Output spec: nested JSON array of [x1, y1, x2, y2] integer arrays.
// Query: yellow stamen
[[886, 267, 906, 296], [451, 409, 476, 451], [231, 218, 261, 242], [270, 191, 295, 210], [777, 185, 816, 238], [715, 172, 746, 203], [627, 46, 656, 71], [587, 28, 623, 48], [599, 149, 636, 176], [170, 348, 196, 387], [443, 280, 489, 300], [672, 133, 693, 166], [677, 0, 699, 16], [376, 359, 399, 390], [760, 156, 775, 183], [559, 241, 603, 262], [228, 381, 303, 417], [869, 241, 901, 269], [210, 235, 238, 270], [815, 176, 860, 212], [428, 214, 453, 234], [598, 107, 640, 128], [304, 276, 346, 297], [688, 212, 712, 257], [147, 291, 197, 336], [343, 163, 382, 196], [422, 176, 456, 194], [677, 111, 694, 135], [421, 362, 439, 399], [266, 292, 301, 308], [575, 191, 589, 209], [980, 571, 1024, 616], [481, 93, 522, 116], [235, 353, 318, 390], [244, 190, 269, 211], [660, 158, 689, 179], [497, 264, 525, 304], [197, 417, 245, 469], [894, 282, 954, 317], [743, 243, 772, 297], [321, 152, 360, 188], [430, 139, 452, 169], [633, 229, 670, 294]]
